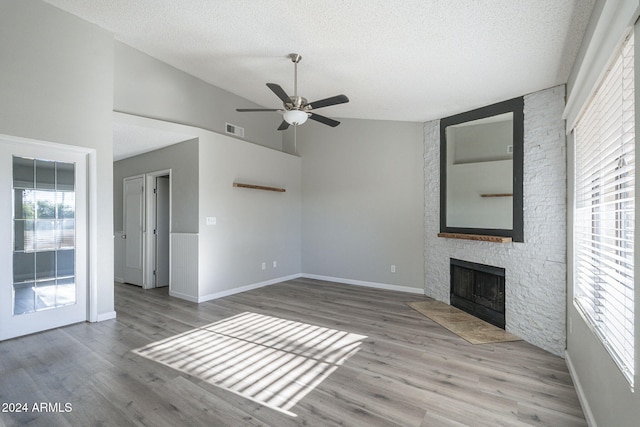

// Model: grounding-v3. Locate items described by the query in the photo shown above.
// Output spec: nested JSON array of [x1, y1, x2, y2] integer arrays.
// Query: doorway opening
[[121, 170, 171, 289], [148, 173, 170, 288]]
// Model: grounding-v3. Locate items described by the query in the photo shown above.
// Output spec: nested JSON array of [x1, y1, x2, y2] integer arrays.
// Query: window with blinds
[[574, 31, 635, 386]]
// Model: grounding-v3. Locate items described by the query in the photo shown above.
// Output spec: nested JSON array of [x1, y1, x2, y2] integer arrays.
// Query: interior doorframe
[[0, 133, 96, 328], [144, 169, 172, 289], [123, 174, 146, 287]]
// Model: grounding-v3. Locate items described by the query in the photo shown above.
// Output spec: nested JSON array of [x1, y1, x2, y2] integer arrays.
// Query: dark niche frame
[[440, 96, 524, 242]]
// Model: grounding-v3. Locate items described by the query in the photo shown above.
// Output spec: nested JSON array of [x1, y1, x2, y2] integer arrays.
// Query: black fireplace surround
[[450, 258, 505, 329]]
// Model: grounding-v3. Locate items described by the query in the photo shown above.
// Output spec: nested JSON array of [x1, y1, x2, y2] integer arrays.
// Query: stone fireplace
[[423, 86, 567, 356], [450, 259, 505, 328]]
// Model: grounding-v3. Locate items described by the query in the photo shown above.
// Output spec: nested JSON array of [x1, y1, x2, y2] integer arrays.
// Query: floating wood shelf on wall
[[437, 232, 512, 243], [480, 193, 513, 198], [233, 182, 286, 192]]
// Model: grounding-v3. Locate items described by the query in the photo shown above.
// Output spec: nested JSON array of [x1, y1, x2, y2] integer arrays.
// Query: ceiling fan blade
[[277, 120, 290, 131], [236, 108, 281, 112], [307, 94, 349, 110], [309, 113, 340, 127], [266, 83, 291, 105]]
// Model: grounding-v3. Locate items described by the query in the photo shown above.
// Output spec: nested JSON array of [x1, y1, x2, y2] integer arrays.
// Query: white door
[[123, 176, 144, 286], [155, 176, 170, 287], [0, 139, 88, 341]]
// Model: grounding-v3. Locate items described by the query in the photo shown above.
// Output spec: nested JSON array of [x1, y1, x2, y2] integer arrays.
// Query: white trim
[[302, 274, 426, 295], [565, 351, 597, 427], [169, 290, 200, 303], [168, 272, 425, 303], [0, 134, 96, 335], [564, 0, 640, 131], [96, 311, 117, 322], [144, 169, 172, 290], [114, 276, 125, 284], [88, 150, 99, 322], [122, 174, 146, 287], [196, 274, 304, 303]]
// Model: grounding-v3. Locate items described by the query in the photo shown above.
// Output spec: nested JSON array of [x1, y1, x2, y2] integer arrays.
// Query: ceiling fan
[[236, 53, 349, 131]]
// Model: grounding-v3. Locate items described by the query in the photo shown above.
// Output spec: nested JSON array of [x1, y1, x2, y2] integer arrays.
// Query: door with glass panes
[[0, 138, 87, 341]]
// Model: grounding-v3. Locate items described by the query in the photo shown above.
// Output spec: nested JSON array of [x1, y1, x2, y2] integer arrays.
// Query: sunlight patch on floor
[[133, 312, 367, 416]]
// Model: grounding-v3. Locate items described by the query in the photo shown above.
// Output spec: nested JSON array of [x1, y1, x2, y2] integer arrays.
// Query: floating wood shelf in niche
[[437, 232, 512, 243], [233, 182, 286, 192], [480, 193, 513, 198]]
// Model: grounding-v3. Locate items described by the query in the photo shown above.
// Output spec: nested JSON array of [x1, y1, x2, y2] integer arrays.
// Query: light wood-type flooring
[[0, 278, 587, 426]]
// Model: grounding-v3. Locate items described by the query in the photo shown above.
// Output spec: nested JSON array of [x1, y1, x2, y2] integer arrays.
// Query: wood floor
[[0, 278, 587, 426]]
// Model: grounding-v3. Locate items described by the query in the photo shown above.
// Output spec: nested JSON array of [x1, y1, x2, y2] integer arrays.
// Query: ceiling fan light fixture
[[283, 109, 309, 125]]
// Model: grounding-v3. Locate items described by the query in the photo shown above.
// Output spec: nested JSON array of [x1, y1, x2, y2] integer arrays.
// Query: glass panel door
[[0, 137, 87, 341], [12, 157, 76, 315]]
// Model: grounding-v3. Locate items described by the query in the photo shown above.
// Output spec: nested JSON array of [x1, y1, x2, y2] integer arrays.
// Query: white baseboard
[[169, 272, 424, 303], [169, 289, 200, 303], [96, 311, 117, 322], [114, 276, 125, 284], [301, 274, 425, 295], [197, 274, 303, 303], [565, 351, 597, 427]]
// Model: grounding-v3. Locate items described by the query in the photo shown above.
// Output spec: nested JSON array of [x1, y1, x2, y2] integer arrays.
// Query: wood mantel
[[233, 182, 286, 192], [437, 232, 512, 243]]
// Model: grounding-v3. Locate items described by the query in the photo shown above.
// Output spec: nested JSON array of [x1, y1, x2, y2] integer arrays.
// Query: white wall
[[114, 42, 284, 151], [425, 86, 567, 356], [0, 0, 114, 319], [295, 118, 425, 292], [564, 1, 640, 426]]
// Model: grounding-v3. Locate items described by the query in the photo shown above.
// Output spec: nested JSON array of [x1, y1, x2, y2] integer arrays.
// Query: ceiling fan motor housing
[[287, 96, 307, 110]]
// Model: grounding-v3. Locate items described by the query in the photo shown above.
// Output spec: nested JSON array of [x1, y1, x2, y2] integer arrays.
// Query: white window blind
[[574, 31, 635, 386]]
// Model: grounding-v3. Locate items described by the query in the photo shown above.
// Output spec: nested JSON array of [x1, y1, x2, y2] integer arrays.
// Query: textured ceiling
[[112, 122, 196, 161], [45, 0, 594, 123]]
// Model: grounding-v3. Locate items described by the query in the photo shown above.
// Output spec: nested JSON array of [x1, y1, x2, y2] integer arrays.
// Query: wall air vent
[[225, 123, 244, 138]]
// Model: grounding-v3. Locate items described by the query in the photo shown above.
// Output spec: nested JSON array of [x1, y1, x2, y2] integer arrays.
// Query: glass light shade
[[283, 110, 309, 125]]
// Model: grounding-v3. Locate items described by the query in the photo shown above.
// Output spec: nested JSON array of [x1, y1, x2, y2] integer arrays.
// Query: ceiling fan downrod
[[289, 53, 302, 98]]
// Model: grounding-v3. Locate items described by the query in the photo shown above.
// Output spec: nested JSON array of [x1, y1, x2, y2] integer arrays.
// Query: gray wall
[[113, 139, 199, 233], [450, 119, 513, 164], [114, 42, 284, 151], [295, 118, 424, 290], [197, 131, 302, 299], [111, 113, 301, 301], [565, 1, 640, 425], [0, 0, 115, 317]]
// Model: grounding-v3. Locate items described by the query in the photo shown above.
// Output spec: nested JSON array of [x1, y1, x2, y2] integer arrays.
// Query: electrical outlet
[[273, 261, 277, 268], [391, 265, 396, 273], [261, 262, 266, 270]]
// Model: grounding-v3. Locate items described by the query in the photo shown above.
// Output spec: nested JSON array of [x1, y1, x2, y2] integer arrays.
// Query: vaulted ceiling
[[44, 0, 595, 124]]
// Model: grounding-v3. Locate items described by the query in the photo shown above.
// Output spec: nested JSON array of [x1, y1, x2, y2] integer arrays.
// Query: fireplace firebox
[[450, 258, 505, 329]]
